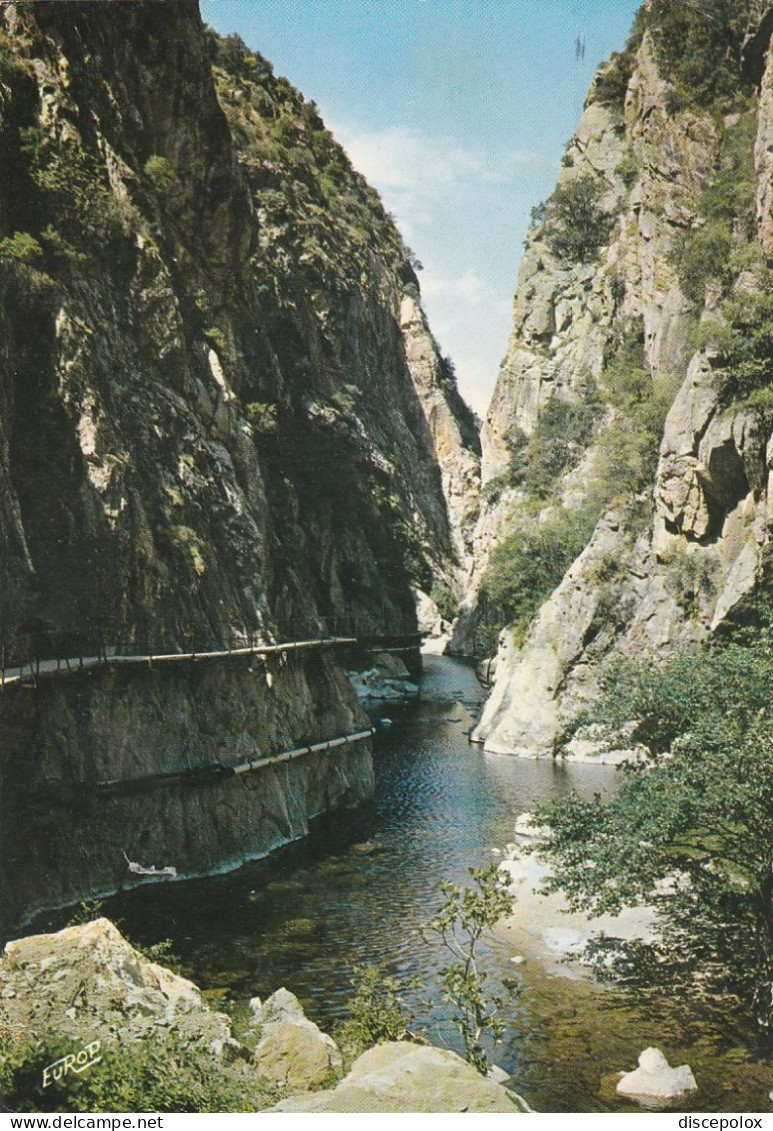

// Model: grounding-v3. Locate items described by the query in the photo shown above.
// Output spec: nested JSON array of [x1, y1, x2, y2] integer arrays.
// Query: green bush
[[586, 8, 647, 110], [601, 327, 649, 406], [144, 154, 179, 199], [0, 29, 32, 81], [528, 200, 549, 231], [509, 397, 598, 498], [674, 112, 757, 306], [65, 900, 105, 927], [537, 619, 773, 1031], [480, 506, 596, 646], [423, 866, 518, 1076], [204, 325, 228, 352], [660, 544, 717, 615], [589, 52, 635, 108], [335, 964, 414, 1063], [0, 1030, 262, 1113], [647, 0, 757, 112], [688, 317, 733, 355], [20, 128, 130, 257], [0, 231, 43, 265], [544, 174, 613, 263], [590, 324, 680, 507], [615, 150, 638, 189], [246, 401, 279, 434], [719, 291, 773, 402], [677, 220, 733, 305]]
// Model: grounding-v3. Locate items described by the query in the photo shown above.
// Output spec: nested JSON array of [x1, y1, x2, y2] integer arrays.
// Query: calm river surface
[[58, 655, 773, 1112]]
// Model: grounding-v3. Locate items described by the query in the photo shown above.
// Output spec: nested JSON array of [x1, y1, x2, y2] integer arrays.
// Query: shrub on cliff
[[509, 396, 598, 499], [591, 324, 679, 507], [479, 506, 596, 647], [647, 0, 757, 112], [674, 112, 757, 306], [335, 964, 414, 1063], [544, 174, 613, 264], [586, 7, 647, 110], [429, 581, 459, 624]]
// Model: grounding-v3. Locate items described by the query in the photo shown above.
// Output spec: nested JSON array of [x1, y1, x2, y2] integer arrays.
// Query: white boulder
[[617, 1047, 697, 1100]]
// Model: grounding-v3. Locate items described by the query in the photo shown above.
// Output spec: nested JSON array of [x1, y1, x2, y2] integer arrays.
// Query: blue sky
[[201, 0, 641, 414]]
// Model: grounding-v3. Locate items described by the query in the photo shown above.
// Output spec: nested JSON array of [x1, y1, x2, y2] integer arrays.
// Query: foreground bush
[[0, 1030, 264, 1113]]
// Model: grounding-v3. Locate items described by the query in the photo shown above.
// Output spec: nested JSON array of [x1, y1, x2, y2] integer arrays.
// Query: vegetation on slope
[[645, 0, 761, 113]]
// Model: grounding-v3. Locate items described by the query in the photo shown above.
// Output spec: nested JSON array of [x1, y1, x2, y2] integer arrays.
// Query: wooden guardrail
[[0, 624, 424, 691], [0, 634, 357, 691]]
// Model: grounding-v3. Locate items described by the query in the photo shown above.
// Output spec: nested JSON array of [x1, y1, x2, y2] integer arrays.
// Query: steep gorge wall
[[469, 2, 773, 755], [0, 0, 477, 927]]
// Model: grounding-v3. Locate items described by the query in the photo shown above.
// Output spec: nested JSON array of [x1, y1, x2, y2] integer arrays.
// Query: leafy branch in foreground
[[338, 867, 519, 1076], [535, 622, 773, 1033], [422, 865, 519, 1075]]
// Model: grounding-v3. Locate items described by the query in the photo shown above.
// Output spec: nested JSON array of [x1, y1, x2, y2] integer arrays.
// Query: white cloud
[[328, 121, 542, 235], [420, 268, 512, 416], [325, 119, 527, 415]]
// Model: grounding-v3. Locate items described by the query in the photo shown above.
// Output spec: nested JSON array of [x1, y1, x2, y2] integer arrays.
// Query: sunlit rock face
[[467, 6, 773, 755], [0, 0, 477, 925]]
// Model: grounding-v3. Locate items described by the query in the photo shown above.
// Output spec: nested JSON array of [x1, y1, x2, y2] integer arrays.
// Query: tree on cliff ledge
[[534, 623, 773, 1034]]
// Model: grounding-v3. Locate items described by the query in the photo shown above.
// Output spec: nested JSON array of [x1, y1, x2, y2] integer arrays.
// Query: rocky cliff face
[[469, 2, 773, 756], [0, 0, 477, 927]]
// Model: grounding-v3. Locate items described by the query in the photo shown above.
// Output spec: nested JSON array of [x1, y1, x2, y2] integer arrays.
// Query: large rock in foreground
[[251, 988, 343, 1092], [0, 918, 231, 1052], [272, 1041, 520, 1112]]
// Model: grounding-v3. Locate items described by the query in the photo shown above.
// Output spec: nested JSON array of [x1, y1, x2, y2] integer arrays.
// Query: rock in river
[[617, 1047, 698, 1101]]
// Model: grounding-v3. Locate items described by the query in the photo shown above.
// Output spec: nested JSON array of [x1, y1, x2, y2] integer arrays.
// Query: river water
[[56, 655, 773, 1112]]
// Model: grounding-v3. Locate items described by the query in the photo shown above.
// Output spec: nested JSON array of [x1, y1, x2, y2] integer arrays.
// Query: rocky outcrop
[[272, 1041, 522, 1113], [250, 988, 343, 1093], [0, 918, 232, 1052], [470, 5, 773, 756], [0, 918, 349, 1109], [0, 2, 477, 923], [0, 918, 526, 1113]]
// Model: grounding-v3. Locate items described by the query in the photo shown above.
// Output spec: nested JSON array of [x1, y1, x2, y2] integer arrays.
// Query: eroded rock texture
[[469, 6, 773, 756], [0, 1, 477, 925]]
